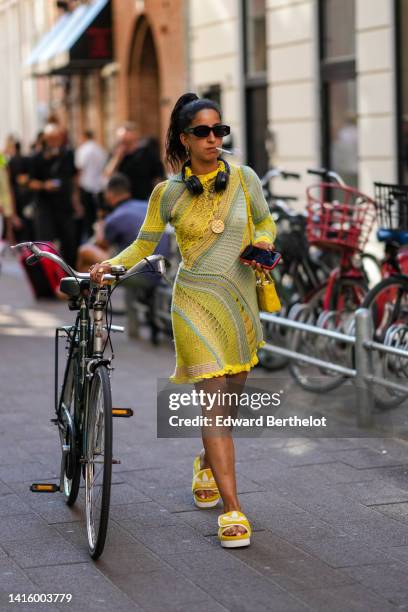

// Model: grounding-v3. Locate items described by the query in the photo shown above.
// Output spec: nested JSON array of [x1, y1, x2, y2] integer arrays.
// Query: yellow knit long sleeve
[[241, 165, 277, 245], [105, 181, 168, 269], [254, 215, 277, 245]]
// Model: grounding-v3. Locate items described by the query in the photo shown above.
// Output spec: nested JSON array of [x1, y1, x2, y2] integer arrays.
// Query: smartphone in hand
[[239, 245, 282, 270]]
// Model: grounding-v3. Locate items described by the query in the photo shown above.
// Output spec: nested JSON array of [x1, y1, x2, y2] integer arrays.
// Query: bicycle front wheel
[[85, 365, 112, 560], [289, 278, 367, 393], [362, 275, 408, 410]]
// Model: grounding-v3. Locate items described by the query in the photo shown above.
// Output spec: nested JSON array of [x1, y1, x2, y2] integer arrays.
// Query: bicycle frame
[[321, 251, 365, 311], [54, 285, 111, 472]]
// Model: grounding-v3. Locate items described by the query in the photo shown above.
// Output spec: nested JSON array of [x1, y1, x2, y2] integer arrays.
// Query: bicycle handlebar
[[282, 171, 301, 180], [10, 242, 167, 283], [270, 195, 298, 202], [261, 168, 301, 185], [271, 199, 306, 219], [307, 168, 346, 186], [307, 168, 327, 177]]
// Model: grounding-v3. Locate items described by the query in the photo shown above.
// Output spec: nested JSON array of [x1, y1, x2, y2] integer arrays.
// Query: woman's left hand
[[243, 241, 275, 272]]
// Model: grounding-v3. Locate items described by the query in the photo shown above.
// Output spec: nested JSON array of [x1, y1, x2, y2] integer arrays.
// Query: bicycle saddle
[[60, 277, 90, 298]]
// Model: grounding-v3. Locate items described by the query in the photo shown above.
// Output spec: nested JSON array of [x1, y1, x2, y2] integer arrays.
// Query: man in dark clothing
[[8, 141, 33, 242], [104, 122, 164, 200], [29, 123, 78, 267]]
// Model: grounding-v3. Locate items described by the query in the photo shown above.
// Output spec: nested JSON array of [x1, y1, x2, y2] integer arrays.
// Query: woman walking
[[90, 93, 277, 548]]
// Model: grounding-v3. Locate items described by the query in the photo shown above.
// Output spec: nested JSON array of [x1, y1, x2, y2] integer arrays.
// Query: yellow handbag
[[238, 168, 282, 313], [255, 269, 282, 313]]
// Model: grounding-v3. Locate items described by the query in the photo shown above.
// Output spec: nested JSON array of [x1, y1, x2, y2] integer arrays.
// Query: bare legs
[[193, 371, 248, 536]]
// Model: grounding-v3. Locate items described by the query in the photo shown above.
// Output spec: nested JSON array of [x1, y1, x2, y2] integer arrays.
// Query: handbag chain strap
[[238, 167, 254, 246]]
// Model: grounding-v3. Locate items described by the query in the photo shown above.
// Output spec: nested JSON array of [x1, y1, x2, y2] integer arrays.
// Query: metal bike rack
[[259, 308, 408, 428]]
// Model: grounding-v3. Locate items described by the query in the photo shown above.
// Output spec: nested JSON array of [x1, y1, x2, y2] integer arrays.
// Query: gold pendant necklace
[[209, 187, 225, 234], [210, 218, 225, 234]]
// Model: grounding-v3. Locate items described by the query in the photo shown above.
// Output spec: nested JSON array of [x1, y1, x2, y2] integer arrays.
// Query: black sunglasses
[[184, 124, 230, 138]]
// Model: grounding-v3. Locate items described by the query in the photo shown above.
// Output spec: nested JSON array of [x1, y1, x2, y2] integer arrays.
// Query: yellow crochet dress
[[106, 162, 277, 384]]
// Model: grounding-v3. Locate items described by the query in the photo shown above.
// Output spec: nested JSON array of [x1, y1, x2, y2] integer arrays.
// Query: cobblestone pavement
[[1, 255, 408, 611]]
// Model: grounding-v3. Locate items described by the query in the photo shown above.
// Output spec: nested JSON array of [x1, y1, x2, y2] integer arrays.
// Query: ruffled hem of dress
[[168, 340, 266, 385]]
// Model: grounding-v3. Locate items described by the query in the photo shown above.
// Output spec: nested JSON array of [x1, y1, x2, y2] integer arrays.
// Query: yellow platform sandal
[[218, 510, 252, 548], [192, 455, 221, 509]]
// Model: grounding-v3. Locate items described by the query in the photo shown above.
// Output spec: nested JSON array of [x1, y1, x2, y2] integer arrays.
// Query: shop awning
[[25, 0, 112, 77]]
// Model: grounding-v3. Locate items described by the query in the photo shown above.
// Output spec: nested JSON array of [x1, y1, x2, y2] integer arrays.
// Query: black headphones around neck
[[181, 157, 230, 195]]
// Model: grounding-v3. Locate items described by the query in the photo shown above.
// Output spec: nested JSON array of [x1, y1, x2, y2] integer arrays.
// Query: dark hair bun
[[171, 93, 199, 131], [174, 93, 199, 113]]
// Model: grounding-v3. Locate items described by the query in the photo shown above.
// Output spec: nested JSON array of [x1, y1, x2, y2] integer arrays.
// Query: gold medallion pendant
[[211, 218, 225, 234]]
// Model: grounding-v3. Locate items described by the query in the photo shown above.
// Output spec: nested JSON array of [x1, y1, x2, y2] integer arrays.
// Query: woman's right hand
[[89, 261, 112, 285]]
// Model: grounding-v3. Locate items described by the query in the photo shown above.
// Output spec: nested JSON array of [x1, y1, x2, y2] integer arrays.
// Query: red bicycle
[[289, 168, 376, 392]]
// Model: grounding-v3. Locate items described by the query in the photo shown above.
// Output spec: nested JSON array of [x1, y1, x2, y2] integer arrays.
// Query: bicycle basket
[[306, 183, 376, 252], [374, 182, 408, 232]]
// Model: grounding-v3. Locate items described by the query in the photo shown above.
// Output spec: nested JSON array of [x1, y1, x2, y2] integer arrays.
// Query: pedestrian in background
[[104, 122, 164, 200], [8, 140, 33, 242], [31, 131, 45, 155], [28, 123, 79, 267], [75, 129, 108, 239]]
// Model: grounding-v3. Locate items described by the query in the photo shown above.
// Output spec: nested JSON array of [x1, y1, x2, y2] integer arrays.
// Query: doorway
[[128, 16, 160, 140]]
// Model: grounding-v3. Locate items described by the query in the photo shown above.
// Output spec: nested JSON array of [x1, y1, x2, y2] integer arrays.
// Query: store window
[[322, 0, 355, 59], [320, 0, 357, 186], [397, 0, 408, 183], [243, 0, 268, 175], [245, 0, 267, 76]]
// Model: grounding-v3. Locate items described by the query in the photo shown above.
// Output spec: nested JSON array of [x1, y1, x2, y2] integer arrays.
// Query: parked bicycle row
[[260, 166, 408, 411]]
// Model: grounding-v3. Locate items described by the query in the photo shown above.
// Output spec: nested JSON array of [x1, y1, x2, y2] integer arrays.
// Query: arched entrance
[[128, 16, 160, 141]]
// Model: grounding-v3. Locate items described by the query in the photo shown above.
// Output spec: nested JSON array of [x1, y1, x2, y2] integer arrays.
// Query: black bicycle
[[258, 167, 338, 371], [12, 242, 166, 559]]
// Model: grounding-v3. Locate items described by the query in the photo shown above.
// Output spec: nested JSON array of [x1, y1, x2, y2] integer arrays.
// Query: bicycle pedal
[[50, 418, 59, 425], [30, 483, 59, 493], [112, 408, 134, 417], [112, 458, 121, 464]]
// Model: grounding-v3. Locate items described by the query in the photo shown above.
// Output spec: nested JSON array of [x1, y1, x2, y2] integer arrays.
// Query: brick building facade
[[113, 0, 187, 150], [20, 0, 188, 159], [62, 0, 188, 155]]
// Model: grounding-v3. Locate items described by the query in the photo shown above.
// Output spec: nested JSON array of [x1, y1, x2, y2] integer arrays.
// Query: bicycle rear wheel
[[85, 365, 112, 560]]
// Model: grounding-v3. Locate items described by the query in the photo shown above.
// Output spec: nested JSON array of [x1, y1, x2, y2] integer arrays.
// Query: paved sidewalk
[[1, 257, 408, 611]]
